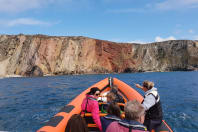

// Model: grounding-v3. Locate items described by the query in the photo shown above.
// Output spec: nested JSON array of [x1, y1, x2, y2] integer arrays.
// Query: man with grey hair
[[106, 100, 148, 132]]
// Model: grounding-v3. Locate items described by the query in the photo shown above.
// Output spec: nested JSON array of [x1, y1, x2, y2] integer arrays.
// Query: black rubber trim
[[59, 105, 75, 113], [45, 116, 64, 127]]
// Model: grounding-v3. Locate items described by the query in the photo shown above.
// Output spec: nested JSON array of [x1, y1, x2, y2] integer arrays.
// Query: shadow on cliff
[[24, 66, 43, 77]]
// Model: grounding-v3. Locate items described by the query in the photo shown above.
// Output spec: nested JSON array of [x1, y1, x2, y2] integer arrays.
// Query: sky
[[0, 0, 198, 43]]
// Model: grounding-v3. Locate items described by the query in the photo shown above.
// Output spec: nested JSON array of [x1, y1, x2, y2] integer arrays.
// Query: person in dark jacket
[[106, 92, 116, 103], [65, 114, 88, 132], [106, 100, 148, 132], [101, 92, 117, 113], [101, 102, 121, 132], [111, 85, 125, 103], [135, 81, 163, 131]]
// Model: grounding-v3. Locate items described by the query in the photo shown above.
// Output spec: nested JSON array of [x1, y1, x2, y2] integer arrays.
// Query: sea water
[[0, 71, 198, 132]]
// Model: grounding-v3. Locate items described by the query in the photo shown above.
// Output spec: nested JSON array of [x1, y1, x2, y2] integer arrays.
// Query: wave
[[0, 74, 22, 79]]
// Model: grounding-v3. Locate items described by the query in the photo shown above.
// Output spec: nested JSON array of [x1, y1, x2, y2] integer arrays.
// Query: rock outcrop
[[0, 34, 197, 77], [24, 65, 43, 77]]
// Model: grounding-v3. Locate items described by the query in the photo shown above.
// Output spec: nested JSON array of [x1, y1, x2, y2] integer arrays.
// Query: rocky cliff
[[0, 34, 197, 77]]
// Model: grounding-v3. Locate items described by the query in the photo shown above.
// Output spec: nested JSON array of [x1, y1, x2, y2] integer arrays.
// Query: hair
[[111, 85, 118, 94], [143, 81, 154, 90], [124, 100, 145, 120], [65, 114, 88, 132], [87, 87, 100, 95], [112, 85, 118, 90], [106, 92, 116, 102], [107, 102, 121, 118]]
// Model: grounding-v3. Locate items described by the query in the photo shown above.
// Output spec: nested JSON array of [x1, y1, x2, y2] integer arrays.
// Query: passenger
[[111, 85, 125, 103], [135, 81, 163, 131], [65, 114, 88, 132], [101, 92, 116, 113], [81, 87, 102, 131], [106, 100, 148, 132], [101, 102, 121, 132], [107, 92, 116, 103], [98, 89, 116, 103]]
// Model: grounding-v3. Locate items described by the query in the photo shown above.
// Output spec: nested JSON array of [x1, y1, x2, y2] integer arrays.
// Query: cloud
[[156, 0, 198, 10], [128, 40, 148, 44], [0, 18, 52, 27], [0, 0, 57, 13], [155, 36, 176, 42], [107, 8, 146, 13], [188, 29, 194, 34], [109, 38, 148, 44], [174, 29, 183, 35], [107, 0, 198, 14], [110, 37, 177, 44]]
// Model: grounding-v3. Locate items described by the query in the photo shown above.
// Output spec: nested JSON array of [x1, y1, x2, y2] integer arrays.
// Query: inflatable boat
[[37, 77, 173, 132]]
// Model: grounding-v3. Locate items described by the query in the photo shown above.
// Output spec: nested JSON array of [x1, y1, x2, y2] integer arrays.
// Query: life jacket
[[81, 95, 102, 131], [101, 115, 121, 132], [104, 115, 120, 121], [82, 96, 97, 113], [143, 90, 163, 120], [118, 119, 147, 132]]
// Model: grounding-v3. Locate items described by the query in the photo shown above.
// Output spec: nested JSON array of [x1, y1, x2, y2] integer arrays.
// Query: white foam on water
[[180, 112, 190, 120], [0, 74, 22, 79]]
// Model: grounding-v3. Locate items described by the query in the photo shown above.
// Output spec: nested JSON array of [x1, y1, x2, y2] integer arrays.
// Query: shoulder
[[87, 95, 97, 102], [107, 121, 119, 130], [109, 121, 119, 126], [106, 122, 119, 132], [146, 88, 158, 96], [107, 121, 127, 132]]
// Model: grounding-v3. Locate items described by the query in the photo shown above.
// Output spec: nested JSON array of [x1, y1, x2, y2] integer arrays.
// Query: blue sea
[[0, 71, 198, 132]]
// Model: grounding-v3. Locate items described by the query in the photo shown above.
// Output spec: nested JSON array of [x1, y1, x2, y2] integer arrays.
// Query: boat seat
[[81, 102, 125, 131], [81, 113, 107, 131], [81, 113, 107, 124], [98, 102, 125, 111]]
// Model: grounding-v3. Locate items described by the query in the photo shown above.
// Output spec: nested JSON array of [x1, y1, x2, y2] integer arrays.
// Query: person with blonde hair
[[135, 81, 163, 131], [106, 100, 148, 132]]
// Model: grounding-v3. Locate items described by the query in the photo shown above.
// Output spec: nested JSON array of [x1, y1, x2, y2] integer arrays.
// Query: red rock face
[[0, 35, 197, 77], [94, 40, 135, 73]]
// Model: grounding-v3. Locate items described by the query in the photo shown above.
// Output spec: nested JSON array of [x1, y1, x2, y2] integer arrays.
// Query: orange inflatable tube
[[37, 77, 172, 132]]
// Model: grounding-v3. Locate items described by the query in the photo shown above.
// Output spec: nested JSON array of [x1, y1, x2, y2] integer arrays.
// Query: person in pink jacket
[[81, 87, 102, 131]]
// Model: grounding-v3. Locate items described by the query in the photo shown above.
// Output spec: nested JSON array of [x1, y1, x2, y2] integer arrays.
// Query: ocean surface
[[0, 71, 198, 132]]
